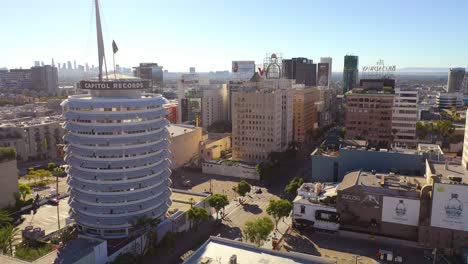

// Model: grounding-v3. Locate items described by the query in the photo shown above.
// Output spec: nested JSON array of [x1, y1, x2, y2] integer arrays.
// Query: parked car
[[48, 198, 59, 206], [13, 216, 25, 226]]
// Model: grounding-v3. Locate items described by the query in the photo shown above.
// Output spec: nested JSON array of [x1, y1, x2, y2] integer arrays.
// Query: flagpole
[[113, 52, 117, 79]]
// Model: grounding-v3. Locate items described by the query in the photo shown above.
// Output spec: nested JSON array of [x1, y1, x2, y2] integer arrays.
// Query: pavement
[[17, 197, 70, 236]]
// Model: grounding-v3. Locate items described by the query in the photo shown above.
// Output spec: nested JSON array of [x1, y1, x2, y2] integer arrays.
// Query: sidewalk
[[261, 216, 291, 250]]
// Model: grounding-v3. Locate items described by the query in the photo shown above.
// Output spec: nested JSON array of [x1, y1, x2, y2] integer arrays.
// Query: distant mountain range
[[397, 67, 467, 73]]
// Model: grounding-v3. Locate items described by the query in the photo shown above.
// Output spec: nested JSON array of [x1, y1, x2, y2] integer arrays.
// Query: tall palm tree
[[130, 216, 160, 257], [0, 225, 20, 255]]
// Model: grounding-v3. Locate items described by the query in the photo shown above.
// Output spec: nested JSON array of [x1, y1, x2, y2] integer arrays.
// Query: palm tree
[[130, 216, 160, 257], [0, 225, 20, 255], [187, 207, 210, 231], [0, 210, 12, 227]]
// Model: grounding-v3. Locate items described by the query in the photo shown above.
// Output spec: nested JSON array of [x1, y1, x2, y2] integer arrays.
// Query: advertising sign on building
[[340, 193, 381, 208], [382, 197, 420, 226], [232, 61, 255, 77], [317, 63, 329, 86], [431, 183, 468, 231]]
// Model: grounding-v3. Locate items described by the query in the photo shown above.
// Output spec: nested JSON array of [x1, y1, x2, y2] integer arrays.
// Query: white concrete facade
[[202, 160, 259, 180], [201, 84, 228, 129], [392, 88, 419, 147]]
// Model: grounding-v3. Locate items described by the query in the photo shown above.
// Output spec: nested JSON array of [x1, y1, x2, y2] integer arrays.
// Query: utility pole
[[56, 170, 61, 231]]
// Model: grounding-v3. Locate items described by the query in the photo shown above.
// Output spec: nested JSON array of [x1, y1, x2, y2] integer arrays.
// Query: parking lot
[[18, 197, 70, 236]]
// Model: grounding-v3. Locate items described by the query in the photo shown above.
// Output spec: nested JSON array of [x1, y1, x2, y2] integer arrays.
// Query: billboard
[[317, 63, 329, 86], [340, 193, 381, 208], [382, 197, 420, 226], [232, 61, 255, 77], [431, 183, 468, 231]]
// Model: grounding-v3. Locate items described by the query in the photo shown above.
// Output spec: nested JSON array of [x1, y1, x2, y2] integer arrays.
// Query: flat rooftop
[[53, 237, 103, 264], [169, 189, 208, 213], [183, 237, 334, 264], [431, 162, 468, 184], [167, 124, 199, 138], [338, 171, 426, 193]]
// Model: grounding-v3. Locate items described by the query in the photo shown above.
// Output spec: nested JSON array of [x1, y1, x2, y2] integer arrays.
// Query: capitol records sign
[[431, 183, 468, 231], [80, 80, 149, 90]]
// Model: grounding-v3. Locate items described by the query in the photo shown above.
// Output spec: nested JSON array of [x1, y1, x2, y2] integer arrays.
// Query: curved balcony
[[63, 129, 169, 145], [70, 190, 171, 216], [66, 94, 168, 109], [68, 170, 168, 193], [65, 139, 170, 157], [65, 150, 170, 169], [70, 199, 171, 229], [67, 160, 171, 181], [69, 176, 171, 203], [64, 108, 168, 121], [64, 118, 168, 134]]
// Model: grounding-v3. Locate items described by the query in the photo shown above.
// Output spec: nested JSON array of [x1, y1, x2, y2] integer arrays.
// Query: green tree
[[243, 217, 274, 246], [266, 199, 293, 231], [47, 162, 56, 170], [284, 177, 304, 198], [0, 210, 12, 227], [52, 167, 65, 177], [187, 207, 210, 230], [130, 216, 160, 256], [18, 182, 32, 201], [235, 180, 251, 204], [256, 162, 274, 180], [206, 194, 229, 221], [0, 225, 20, 255]]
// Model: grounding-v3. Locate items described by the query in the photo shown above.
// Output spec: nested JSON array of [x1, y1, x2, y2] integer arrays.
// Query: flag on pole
[[112, 40, 118, 54]]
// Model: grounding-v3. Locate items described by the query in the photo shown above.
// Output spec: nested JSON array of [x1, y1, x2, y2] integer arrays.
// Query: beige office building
[[232, 78, 294, 163], [201, 84, 228, 129], [0, 153, 18, 208], [0, 116, 64, 161], [392, 88, 419, 147], [293, 86, 319, 143]]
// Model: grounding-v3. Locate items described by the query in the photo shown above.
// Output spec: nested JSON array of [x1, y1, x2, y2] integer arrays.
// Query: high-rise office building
[[62, 0, 171, 239], [320, 57, 332, 87], [343, 55, 359, 93], [463, 74, 468, 95], [63, 79, 172, 238], [392, 88, 419, 147], [232, 79, 294, 163], [133, 63, 164, 86], [201, 84, 228, 129], [345, 90, 394, 147], [31, 65, 59, 95], [283, 57, 316, 86], [292, 86, 319, 143], [447, 68, 466, 93], [189, 67, 196, 73]]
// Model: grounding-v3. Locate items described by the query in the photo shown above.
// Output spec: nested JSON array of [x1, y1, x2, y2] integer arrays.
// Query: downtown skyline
[[1, 0, 467, 72]]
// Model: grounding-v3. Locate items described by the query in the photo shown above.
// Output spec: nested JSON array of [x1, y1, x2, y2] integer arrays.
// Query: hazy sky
[[1, 0, 467, 72]]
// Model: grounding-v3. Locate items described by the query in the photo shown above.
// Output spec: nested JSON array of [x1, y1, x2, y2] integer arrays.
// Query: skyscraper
[[320, 57, 332, 87], [343, 55, 359, 93], [62, 0, 171, 239], [283, 57, 316, 86], [30, 65, 59, 95], [447, 67, 466, 93]]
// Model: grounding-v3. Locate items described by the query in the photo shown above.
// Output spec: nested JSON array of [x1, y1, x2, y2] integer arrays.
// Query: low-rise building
[[200, 133, 231, 161], [0, 148, 18, 208], [163, 100, 178, 124], [337, 170, 425, 241], [292, 183, 339, 231], [168, 124, 203, 169], [183, 236, 334, 264], [436, 92, 463, 109], [202, 160, 259, 180], [0, 116, 64, 161]]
